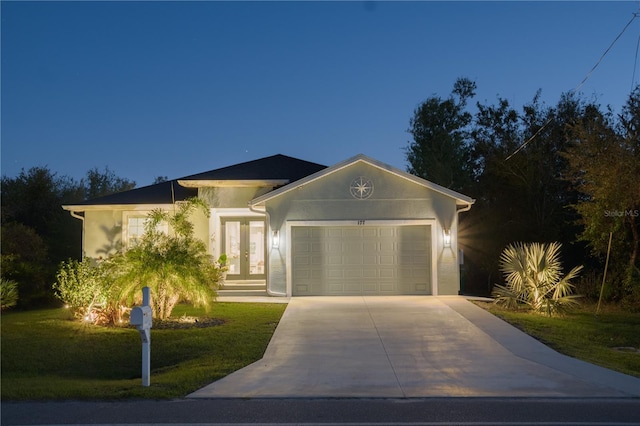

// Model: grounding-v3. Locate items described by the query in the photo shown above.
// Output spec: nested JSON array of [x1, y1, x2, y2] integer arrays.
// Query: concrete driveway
[[188, 296, 640, 398]]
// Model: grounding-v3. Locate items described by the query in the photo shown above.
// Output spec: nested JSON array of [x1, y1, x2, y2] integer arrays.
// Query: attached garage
[[248, 154, 475, 297], [291, 224, 433, 296]]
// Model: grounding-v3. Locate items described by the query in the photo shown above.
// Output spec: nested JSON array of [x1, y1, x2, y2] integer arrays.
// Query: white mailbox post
[[130, 287, 152, 387]]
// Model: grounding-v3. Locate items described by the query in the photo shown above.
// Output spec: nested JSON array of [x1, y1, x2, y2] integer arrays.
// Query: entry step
[[220, 281, 266, 291], [217, 289, 269, 297]]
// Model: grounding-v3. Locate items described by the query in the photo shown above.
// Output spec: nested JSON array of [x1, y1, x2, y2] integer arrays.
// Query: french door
[[221, 218, 266, 280]]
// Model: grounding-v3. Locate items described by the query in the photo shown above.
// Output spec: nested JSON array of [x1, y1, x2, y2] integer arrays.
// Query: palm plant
[[493, 242, 583, 316], [1, 278, 19, 310], [109, 198, 219, 320]]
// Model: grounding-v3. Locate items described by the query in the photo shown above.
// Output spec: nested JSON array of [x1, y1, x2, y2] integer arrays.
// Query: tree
[[82, 167, 135, 200], [1, 166, 136, 307], [460, 90, 590, 295], [405, 77, 476, 192], [493, 242, 583, 316], [564, 87, 640, 305], [0, 222, 50, 306], [107, 198, 219, 319]]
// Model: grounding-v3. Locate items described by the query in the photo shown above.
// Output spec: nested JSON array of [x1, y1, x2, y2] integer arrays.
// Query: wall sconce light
[[443, 228, 451, 247], [272, 230, 280, 249]]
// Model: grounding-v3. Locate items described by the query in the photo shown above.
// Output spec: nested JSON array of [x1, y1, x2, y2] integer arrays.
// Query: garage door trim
[[285, 219, 438, 297]]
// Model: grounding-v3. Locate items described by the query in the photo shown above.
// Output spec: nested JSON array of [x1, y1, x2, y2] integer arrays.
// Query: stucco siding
[[264, 162, 461, 295], [200, 187, 272, 208], [84, 210, 123, 259]]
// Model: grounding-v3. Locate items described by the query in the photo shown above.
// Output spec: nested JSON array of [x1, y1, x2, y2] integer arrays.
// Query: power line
[[631, 30, 640, 92], [506, 10, 639, 161]]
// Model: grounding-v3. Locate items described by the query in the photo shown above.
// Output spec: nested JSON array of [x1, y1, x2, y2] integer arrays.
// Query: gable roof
[[63, 180, 198, 208], [250, 154, 475, 207], [62, 154, 327, 210], [178, 154, 327, 187]]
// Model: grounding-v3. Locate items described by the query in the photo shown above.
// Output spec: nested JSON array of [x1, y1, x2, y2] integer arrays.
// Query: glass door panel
[[224, 221, 241, 275], [222, 218, 266, 280], [249, 221, 265, 275]]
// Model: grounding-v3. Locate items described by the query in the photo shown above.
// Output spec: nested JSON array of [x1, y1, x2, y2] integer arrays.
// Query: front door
[[222, 218, 266, 280]]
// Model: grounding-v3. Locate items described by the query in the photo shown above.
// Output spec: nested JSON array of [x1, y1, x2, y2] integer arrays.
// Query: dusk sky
[[2, 1, 639, 187]]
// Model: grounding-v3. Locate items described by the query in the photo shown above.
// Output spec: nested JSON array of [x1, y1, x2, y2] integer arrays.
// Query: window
[[124, 213, 169, 248], [127, 216, 147, 247]]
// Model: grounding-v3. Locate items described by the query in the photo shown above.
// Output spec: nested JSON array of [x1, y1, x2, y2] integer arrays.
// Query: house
[[63, 154, 474, 296]]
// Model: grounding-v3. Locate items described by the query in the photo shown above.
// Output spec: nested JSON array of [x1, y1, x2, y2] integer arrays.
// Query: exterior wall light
[[272, 230, 280, 249], [443, 228, 451, 247]]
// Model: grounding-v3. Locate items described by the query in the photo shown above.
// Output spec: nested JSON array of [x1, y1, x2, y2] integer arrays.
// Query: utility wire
[[506, 10, 639, 161], [631, 31, 640, 92]]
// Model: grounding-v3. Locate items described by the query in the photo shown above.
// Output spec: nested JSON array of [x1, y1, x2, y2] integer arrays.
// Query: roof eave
[[62, 203, 178, 212], [178, 179, 290, 188], [250, 154, 475, 206]]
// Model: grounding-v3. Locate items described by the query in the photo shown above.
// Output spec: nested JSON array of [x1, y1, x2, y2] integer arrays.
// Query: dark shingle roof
[[68, 180, 198, 206], [66, 154, 327, 207], [179, 154, 327, 182]]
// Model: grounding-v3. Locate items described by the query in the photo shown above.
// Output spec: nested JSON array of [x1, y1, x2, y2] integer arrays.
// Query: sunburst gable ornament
[[349, 176, 374, 199]]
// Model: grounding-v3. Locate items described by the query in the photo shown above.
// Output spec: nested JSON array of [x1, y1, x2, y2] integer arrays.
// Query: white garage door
[[292, 225, 431, 296]]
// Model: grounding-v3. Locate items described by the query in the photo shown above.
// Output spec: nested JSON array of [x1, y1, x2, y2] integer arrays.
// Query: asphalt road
[[2, 398, 640, 425]]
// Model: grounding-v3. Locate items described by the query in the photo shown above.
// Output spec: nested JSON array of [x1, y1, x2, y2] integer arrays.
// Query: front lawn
[[475, 302, 640, 378], [1, 302, 286, 400]]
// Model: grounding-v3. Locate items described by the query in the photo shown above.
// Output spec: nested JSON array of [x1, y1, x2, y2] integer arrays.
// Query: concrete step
[[220, 281, 266, 291], [217, 289, 269, 297]]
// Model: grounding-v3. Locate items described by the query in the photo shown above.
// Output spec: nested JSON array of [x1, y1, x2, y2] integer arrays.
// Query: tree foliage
[[406, 77, 476, 192], [0, 222, 50, 306], [564, 87, 640, 303], [1, 166, 135, 307], [81, 167, 136, 200], [406, 79, 638, 307]]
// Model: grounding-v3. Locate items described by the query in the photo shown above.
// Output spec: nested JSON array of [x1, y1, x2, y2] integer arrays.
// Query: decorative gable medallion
[[349, 176, 374, 200]]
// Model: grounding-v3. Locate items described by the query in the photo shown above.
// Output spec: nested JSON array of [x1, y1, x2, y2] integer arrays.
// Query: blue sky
[[2, 1, 639, 187]]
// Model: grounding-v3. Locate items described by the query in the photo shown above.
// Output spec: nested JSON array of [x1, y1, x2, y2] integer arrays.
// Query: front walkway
[[188, 296, 640, 398]]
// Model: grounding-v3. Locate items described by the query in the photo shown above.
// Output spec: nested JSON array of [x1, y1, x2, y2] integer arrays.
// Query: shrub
[[108, 198, 220, 320], [492, 242, 583, 316], [1, 278, 19, 310], [53, 258, 111, 322]]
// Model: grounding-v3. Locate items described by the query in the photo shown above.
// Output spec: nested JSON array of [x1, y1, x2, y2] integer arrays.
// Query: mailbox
[[130, 286, 152, 386], [130, 306, 152, 329]]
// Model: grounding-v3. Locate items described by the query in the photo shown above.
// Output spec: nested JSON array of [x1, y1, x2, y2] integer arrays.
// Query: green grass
[[1, 302, 286, 400], [475, 302, 640, 378]]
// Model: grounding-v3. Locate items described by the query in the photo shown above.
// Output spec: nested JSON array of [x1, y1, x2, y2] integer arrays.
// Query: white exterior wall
[[80, 204, 212, 259], [263, 162, 461, 295], [83, 210, 123, 259]]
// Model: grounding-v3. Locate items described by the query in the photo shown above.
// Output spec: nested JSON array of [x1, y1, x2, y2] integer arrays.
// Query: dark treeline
[[2, 82, 639, 309], [1, 167, 135, 307], [407, 79, 640, 309]]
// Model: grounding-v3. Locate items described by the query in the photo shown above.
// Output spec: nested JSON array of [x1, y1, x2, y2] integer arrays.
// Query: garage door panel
[[379, 268, 395, 278], [292, 226, 431, 296], [345, 268, 363, 278], [327, 269, 344, 278], [363, 255, 377, 265], [379, 255, 395, 265]]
